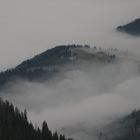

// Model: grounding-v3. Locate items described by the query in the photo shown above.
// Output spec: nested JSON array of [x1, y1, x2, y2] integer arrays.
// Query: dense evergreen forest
[[0, 97, 73, 140]]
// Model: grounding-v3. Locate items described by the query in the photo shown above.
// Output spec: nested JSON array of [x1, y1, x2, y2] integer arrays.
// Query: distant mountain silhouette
[[0, 45, 80, 89], [101, 110, 140, 140], [117, 18, 140, 36], [0, 45, 116, 90]]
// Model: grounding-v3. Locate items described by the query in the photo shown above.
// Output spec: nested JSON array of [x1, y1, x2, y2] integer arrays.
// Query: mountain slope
[[61, 110, 140, 140], [0, 97, 73, 140], [0, 45, 77, 89], [117, 18, 140, 36], [100, 110, 140, 140], [0, 45, 116, 90]]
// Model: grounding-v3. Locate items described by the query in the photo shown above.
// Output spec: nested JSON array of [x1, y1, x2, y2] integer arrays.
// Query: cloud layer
[[1, 52, 140, 139]]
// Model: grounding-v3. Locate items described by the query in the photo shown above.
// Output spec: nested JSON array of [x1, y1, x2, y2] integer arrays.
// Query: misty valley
[[0, 44, 140, 140]]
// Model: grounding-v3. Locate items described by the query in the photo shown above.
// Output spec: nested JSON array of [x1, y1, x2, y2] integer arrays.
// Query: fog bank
[[1, 51, 140, 139]]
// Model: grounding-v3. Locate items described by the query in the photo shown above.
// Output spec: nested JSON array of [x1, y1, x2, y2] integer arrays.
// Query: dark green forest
[[0, 97, 73, 140]]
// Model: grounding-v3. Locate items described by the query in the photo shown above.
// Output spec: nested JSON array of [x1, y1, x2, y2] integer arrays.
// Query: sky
[[0, 0, 140, 70]]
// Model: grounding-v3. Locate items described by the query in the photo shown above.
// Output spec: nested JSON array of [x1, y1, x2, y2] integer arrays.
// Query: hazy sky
[[0, 0, 140, 70]]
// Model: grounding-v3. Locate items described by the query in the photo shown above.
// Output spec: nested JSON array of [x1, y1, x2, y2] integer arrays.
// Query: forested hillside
[[0, 45, 116, 90], [0, 97, 73, 140]]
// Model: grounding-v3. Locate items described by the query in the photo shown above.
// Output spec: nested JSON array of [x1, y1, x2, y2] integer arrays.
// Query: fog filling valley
[[1, 0, 140, 140], [1, 49, 140, 140]]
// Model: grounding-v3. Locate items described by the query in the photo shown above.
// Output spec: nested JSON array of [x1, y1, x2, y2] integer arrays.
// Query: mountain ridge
[[117, 18, 140, 36], [0, 45, 116, 90]]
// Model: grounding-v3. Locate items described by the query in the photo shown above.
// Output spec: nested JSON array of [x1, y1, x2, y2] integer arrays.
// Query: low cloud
[[1, 52, 140, 139]]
